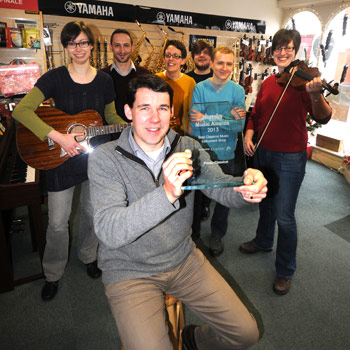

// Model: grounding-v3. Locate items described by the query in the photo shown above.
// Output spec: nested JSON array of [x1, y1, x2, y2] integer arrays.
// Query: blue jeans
[[252, 146, 307, 278]]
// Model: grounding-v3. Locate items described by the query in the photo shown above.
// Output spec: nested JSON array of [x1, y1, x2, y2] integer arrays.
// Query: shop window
[[285, 11, 322, 65], [285, 9, 350, 159]]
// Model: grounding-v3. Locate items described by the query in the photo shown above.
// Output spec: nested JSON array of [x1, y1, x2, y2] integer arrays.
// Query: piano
[[0, 115, 46, 293]]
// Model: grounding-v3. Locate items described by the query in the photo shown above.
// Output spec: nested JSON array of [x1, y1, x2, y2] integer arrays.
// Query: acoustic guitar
[[16, 106, 129, 170]]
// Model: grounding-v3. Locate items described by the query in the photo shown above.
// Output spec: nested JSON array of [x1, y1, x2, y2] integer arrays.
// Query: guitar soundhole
[[68, 124, 87, 142]]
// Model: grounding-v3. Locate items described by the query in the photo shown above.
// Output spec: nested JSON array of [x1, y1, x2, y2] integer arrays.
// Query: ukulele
[[16, 107, 129, 170]]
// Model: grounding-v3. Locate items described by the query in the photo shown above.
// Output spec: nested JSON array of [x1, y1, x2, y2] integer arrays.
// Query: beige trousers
[[105, 248, 259, 350]]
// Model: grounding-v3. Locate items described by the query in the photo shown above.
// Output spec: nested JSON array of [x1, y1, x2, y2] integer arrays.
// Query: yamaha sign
[[38, 0, 265, 33], [63, 1, 114, 17]]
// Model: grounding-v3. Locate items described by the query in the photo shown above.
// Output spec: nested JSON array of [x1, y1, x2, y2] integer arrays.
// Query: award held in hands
[[182, 101, 247, 190]]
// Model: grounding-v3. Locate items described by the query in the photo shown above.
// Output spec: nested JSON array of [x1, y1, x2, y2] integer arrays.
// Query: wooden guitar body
[[16, 107, 126, 170]]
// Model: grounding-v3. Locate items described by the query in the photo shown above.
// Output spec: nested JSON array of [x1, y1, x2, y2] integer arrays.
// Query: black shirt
[[186, 69, 213, 84]]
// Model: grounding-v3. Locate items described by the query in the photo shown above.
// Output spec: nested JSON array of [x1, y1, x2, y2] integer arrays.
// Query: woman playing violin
[[240, 29, 332, 295], [13, 21, 124, 301]]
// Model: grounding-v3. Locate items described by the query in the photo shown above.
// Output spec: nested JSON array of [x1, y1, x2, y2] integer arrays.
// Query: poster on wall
[[38, 0, 266, 34], [0, 0, 38, 11], [189, 35, 217, 50]]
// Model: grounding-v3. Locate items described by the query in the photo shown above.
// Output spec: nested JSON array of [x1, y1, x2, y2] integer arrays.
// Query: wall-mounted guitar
[[16, 107, 129, 170]]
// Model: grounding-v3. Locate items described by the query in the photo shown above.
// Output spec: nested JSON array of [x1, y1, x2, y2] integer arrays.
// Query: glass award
[[182, 101, 247, 190]]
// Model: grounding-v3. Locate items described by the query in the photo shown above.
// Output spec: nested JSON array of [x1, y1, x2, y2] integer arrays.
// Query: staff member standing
[[157, 40, 195, 135], [101, 29, 150, 122], [240, 29, 332, 295], [13, 21, 124, 301]]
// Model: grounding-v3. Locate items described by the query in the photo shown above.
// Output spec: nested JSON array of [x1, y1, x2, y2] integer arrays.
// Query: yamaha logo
[[64, 2, 114, 16], [225, 20, 232, 30], [64, 1, 76, 14], [156, 12, 166, 23]]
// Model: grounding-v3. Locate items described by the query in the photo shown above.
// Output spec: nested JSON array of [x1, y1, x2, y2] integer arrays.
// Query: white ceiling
[[277, 0, 345, 9]]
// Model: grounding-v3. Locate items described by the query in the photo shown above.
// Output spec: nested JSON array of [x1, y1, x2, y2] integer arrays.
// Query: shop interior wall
[[42, 14, 276, 102], [0, 9, 46, 73], [101, 0, 282, 34], [280, 2, 349, 31], [0, 6, 279, 104]]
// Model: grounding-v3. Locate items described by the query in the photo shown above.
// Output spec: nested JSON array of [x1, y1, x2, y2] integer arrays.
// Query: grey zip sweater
[[88, 127, 248, 285]]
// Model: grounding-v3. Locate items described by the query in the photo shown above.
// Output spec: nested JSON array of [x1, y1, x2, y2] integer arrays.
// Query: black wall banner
[[38, 0, 266, 34]]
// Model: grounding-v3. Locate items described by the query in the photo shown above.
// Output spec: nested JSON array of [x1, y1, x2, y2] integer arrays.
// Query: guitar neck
[[88, 123, 129, 137]]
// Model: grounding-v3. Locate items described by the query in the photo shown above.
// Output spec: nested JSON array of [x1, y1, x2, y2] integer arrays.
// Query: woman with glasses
[[240, 29, 332, 295], [13, 21, 124, 301], [156, 40, 196, 134]]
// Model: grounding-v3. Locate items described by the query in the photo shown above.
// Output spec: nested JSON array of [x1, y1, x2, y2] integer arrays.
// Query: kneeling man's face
[[125, 88, 173, 152]]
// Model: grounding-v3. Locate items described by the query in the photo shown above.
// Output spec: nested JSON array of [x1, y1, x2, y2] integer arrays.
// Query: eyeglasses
[[67, 40, 90, 49], [164, 53, 183, 60], [274, 46, 294, 53]]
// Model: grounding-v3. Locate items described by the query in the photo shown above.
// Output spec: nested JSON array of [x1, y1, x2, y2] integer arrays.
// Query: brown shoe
[[239, 240, 273, 254], [273, 276, 292, 295]]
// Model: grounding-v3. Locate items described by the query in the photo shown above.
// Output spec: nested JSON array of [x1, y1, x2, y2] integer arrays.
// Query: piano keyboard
[[10, 154, 36, 184]]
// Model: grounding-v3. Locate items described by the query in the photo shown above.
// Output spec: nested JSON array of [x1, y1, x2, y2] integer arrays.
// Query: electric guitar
[[16, 107, 129, 170]]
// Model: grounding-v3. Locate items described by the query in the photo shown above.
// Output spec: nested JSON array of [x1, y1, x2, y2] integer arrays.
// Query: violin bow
[[254, 66, 298, 152]]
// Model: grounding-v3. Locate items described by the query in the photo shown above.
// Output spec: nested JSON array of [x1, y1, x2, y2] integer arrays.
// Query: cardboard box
[[311, 146, 344, 170], [329, 103, 349, 122], [316, 134, 343, 152]]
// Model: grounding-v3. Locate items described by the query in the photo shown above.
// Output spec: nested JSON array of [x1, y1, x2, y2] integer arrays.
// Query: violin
[[255, 35, 265, 62], [246, 36, 256, 61], [244, 63, 253, 94], [239, 59, 245, 88], [276, 60, 339, 95], [240, 34, 249, 58]]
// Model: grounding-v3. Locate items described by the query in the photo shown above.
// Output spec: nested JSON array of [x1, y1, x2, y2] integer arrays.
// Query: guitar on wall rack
[[16, 107, 129, 170]]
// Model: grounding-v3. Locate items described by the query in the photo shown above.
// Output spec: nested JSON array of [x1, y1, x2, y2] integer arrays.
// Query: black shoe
[[200, 206, 210, 221], [41, 281, 58, 301], [182, 325, 198, 350], [86, 260, 102, 279], [209, 236, 224, 257]]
